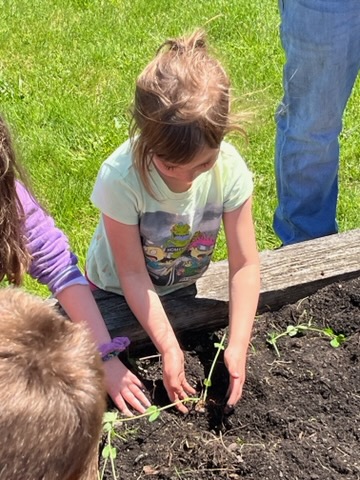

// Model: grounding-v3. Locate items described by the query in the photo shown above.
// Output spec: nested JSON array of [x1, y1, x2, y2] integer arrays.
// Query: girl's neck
[[158, 174, 193, 193]]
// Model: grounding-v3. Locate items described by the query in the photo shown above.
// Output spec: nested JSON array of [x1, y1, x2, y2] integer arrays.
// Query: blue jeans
[[273, 0, 360, 245]]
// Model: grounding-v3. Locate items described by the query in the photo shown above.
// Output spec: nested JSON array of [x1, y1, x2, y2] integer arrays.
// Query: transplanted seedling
[[267, 320, 346, 357], [100, 335, 228, 478], [99, 397, 199, 480], [99, 411, 133, 480], [195, 332, 226, 412]]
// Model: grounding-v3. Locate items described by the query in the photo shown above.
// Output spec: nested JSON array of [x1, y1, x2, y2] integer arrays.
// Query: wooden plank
[[94, 229, 360, 353], [197, 228, 360, 312]]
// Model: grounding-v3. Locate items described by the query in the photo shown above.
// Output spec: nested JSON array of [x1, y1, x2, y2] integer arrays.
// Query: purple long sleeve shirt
[[17, 182, 87, 296]]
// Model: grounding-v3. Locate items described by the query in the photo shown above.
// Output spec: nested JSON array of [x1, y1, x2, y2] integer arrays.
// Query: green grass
[[0, 0, 359, 294]]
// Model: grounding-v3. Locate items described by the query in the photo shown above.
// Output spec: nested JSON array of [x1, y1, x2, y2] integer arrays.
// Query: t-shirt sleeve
[[91, 163, 140, 225], [18, 184, 87, 295], [221, 143, 254, 212]]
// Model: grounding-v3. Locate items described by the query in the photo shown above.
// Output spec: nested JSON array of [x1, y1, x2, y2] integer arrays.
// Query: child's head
[[130, 29, 245, 192], [0, 288, 106, 480], [0, 115, 31, 285]]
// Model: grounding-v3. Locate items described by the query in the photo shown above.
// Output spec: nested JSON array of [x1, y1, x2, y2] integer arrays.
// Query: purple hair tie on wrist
[[99, 337, 131, 362]]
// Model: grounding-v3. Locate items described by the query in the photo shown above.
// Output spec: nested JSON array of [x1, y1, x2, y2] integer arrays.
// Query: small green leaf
[[145, 405, 159, 415], [203, 378, 212, 387], [323, 327, 334, 336], [286, 325, 298, 337], [148, 410, 161, 422], [103, 411, 118, 424], [330, 334, 346, 348], [102, 444, 117, 459], [213, 342, 225, 350], [109, 446, 117, 459], [103, 422, 112, 433], [102, 446, 109, 459]]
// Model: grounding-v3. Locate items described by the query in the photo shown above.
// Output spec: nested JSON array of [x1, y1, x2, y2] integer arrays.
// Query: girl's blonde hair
[[0, 116, 32, 285], [130, 29, 247, 195]]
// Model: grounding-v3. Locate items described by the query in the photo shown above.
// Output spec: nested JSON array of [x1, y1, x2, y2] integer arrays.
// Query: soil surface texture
[[100, 276, 360, 480]]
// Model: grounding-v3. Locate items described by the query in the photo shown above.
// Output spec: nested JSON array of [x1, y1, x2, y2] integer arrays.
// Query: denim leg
[[274, 0, 360, 245]]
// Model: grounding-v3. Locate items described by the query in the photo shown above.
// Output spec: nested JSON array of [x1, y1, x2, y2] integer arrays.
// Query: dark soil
[[100, 277, 360, 480]]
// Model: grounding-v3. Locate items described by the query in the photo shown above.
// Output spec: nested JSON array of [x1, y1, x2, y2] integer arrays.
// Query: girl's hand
[[103, 357, 151, 417], [162, 347, 196, 413], [223, 345, 247, 409]]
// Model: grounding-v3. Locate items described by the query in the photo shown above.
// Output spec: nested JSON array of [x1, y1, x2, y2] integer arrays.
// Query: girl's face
[[152, 146, 219, 193]]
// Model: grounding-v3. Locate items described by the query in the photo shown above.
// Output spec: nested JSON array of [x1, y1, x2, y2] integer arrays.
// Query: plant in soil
[[99, 396, 200, 479], [195, 332, 226, 412], [267, 317, 347, 357], [99, 334, 228, 478], [99, 411, 137, 480]]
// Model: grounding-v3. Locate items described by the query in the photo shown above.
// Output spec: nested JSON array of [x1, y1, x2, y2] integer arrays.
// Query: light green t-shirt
[[86, 139, 253, 295]]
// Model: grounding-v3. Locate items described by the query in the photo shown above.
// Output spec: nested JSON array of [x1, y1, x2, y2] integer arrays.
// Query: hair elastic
[[99, 337, 131, 362]]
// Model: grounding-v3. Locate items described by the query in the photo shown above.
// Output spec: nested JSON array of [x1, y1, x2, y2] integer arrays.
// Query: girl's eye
[[201, 162, 210, 168], [165, 165, 176, 171]]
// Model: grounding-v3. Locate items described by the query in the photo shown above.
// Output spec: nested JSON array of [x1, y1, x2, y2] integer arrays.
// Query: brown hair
[[0, 116, 32, 285], [130, 29, 247, 196], [0, 288, 106, 480]]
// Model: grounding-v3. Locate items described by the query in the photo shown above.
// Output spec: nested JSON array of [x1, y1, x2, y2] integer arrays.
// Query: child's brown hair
[[0, 288, 106, 480], [130, 29, 247, 195], [0, 115, 32, 285]]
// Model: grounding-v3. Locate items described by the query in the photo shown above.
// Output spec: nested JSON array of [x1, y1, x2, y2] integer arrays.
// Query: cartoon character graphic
[[142, 226, 216, 287], [164, 222, 191, 258], [189, 233, 215, 260], [144, 244, 166, 264]]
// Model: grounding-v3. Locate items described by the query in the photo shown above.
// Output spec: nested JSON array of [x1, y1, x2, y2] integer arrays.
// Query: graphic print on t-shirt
[[141, 207, 222, 287]]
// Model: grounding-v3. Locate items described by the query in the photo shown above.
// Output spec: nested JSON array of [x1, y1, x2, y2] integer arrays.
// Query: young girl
[[0, 115, 150, 416], [87, 29, 260, 412]]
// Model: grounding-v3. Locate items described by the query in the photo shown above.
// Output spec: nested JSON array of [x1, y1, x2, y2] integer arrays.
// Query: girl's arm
[[20, 184, 150, 415], [223, 196, 260, 407], [103, 214, 196, 412], [56, 284, 150, 416]]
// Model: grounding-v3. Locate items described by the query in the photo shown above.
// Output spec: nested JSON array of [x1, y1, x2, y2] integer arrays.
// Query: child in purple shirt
[[0, 115, 149, 416], [17, 181, 88, 295]]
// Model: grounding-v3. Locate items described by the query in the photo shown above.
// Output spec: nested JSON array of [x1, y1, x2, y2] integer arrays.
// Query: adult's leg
[[274, 0, 360, 245]]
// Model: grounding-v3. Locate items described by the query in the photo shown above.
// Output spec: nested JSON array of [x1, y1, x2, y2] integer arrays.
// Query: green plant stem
[[272, 341, 280, 358], [115, 396, 200, 424], [203, 333, 226, 403], [99, 449, 108, 480], [109, 429, 118, 480], [297, 325, 330, 336]]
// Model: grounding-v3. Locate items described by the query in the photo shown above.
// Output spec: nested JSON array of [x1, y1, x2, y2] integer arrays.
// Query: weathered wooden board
[[197, 228, 360, 312], [94, 229, 360, 352]]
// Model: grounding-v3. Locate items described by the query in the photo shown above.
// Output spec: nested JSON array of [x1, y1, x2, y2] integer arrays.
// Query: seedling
[[99, 411, 131, 480], [267, 320, 346, 357], [117, 397, 199, 424], [195, 333, 226, 411], [99, 397, 199, 479], [99, 335, 228, 477]]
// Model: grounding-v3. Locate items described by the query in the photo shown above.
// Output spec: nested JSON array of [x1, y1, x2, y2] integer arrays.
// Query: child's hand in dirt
[[162, 347, 196, 413], [103, 357, 151, 417], [223, 345, 247, 410]]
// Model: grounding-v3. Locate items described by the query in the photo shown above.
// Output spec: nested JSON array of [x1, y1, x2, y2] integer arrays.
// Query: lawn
[[0, 0, 359, 297]]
